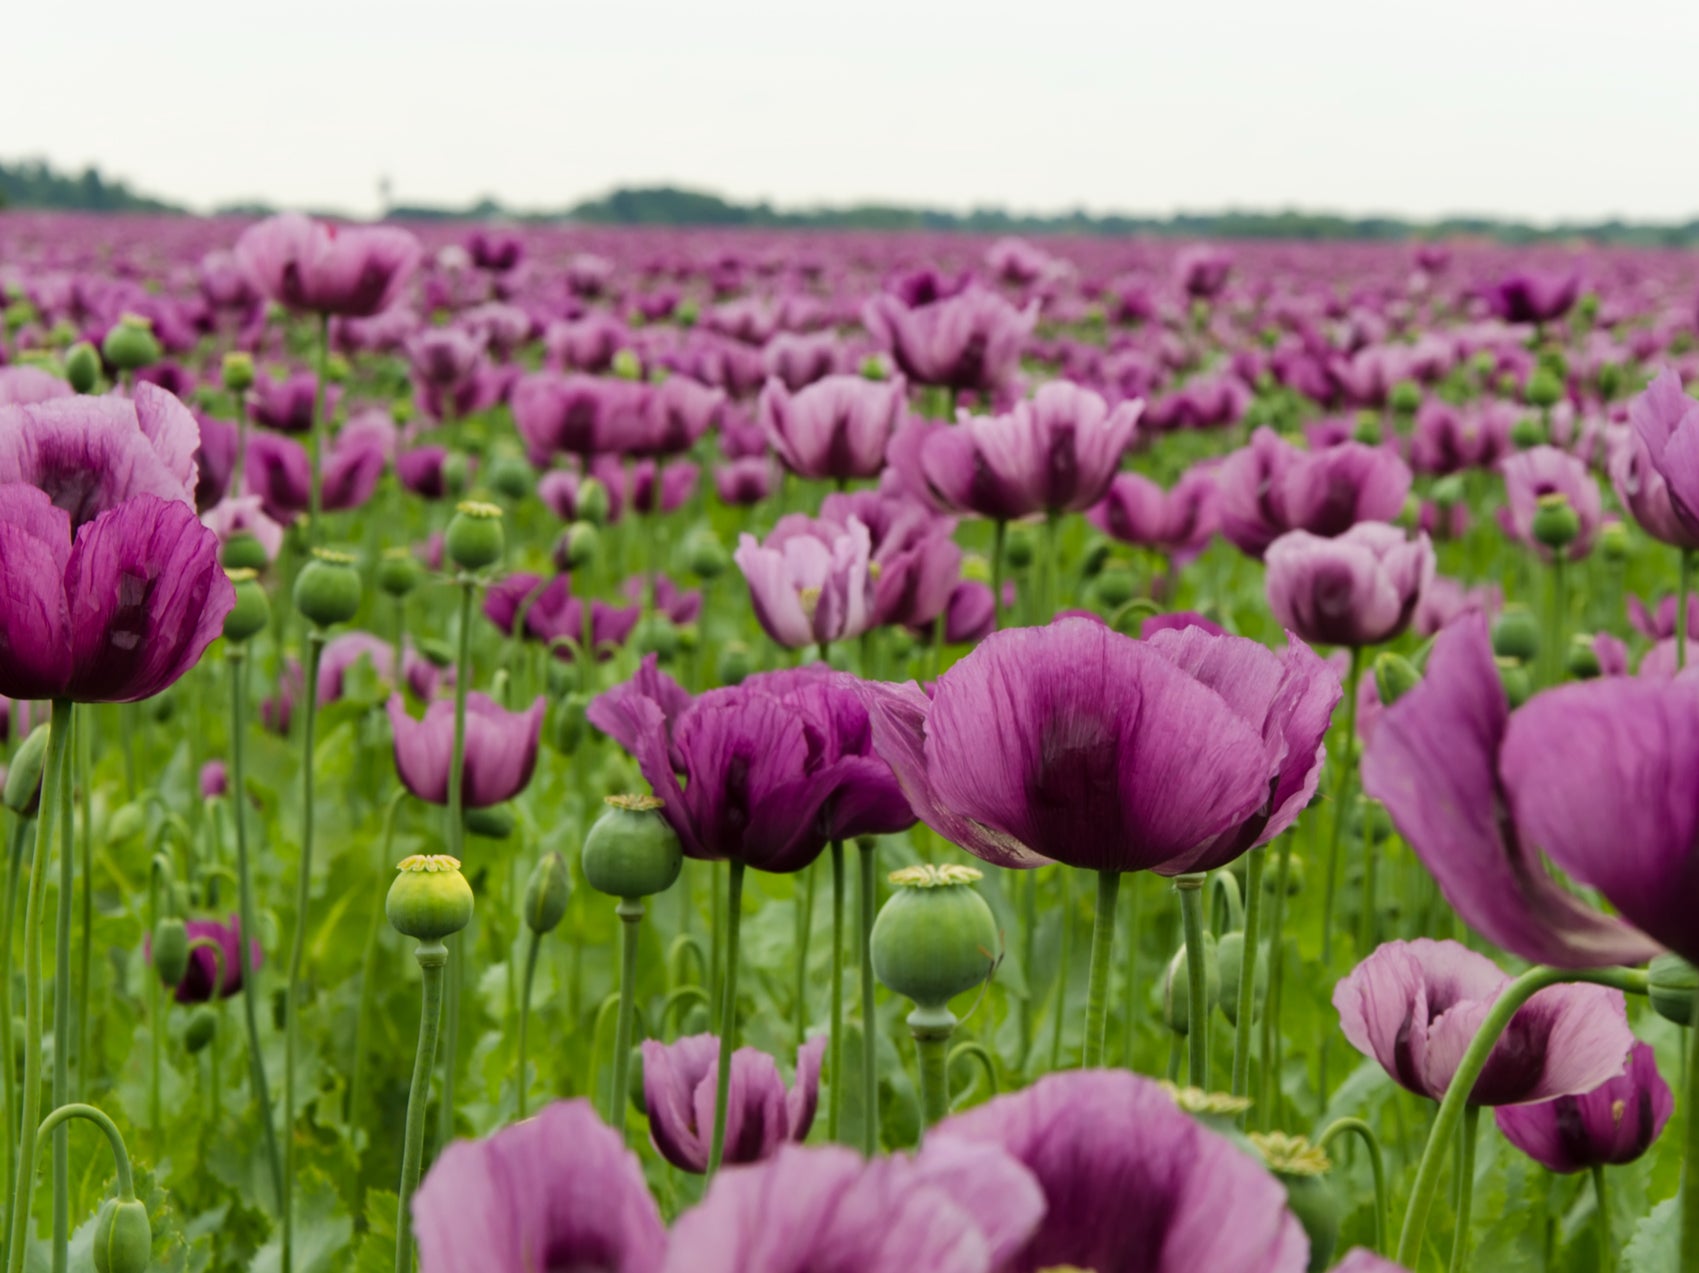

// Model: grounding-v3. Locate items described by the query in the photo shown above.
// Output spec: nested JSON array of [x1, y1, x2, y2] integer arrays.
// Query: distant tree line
[[4, 159, 1697, 246]]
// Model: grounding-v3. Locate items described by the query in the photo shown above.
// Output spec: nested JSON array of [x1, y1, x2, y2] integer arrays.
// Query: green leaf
[[1622, 1197, 1679, 1273]]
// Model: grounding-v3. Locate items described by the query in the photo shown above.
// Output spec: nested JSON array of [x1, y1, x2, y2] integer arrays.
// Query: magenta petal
[[642, 1034, 717, 1172], [0, 485, 74, 700], [785, 1036, 826, 1142]]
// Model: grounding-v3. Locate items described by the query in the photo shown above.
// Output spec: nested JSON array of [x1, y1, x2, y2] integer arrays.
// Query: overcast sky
[[9, 0, 1696, 222]]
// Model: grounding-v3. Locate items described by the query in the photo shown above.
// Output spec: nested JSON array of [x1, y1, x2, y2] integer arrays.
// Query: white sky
[[9, 0, 1698, 223]]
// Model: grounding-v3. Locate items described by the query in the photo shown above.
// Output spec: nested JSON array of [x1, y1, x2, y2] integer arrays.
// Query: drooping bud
[[581, 795, 683, 901], [1372, 652, 1421, 706], [1566, 635, 1603, 681], [440, 452, 472, 498], [550, 693, 589, 754], [2, 723, 50, 817], [1509, 415, 1546, 450], [1599, 519, 1632, 565], [1497, 657, 1532, 709], [1216, 932, 1267, 1028], [1079, 540, 1113, 580], [685, 529, 730, 579], [65, 342, 102, 394], [464, 804, 516, 839], [386, 855, 475, 943], [445, 500, 505, 573], [522, 851, 572, 935], [92, 1197, 152, 1273], [871, 864, 999, 1018], [1004, 526, 1035, 570], [152, 917, 190, 989], [1430, 474, 1465, 509], [1251, 1133, 1340, 1273], [293, 549, 362, 628], [184, 1005, 219, 1053], [1649, 953, 1697, 1028], [1093, 567, 1136, 609], [631, 615, 680, 662], [559, 521, 599, 571], [101, 314, 160, 373], [575, 478, 611, 527], [1531, 492, 1580, 552]]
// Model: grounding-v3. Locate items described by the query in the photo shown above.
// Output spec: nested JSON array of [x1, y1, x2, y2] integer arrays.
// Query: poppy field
[[0, 210, 1697, 1272]]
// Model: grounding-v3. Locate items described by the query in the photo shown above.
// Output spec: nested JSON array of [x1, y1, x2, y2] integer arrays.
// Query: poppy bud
[[632, 616, 680, 662], [1599, 520, 1632, 565], [1252, 1133, 1340, 1273], [1510, 416, 1546, 450], [582, 795, 683, 900], [1531, 493, 1580, 551], [445, 501, 505, 573], [871, 864, 999, 1015], [221, 532, 269, 573], [1649, 953, 1697, 1027], [221, 351, 255, 394], [376, 547, 423, 598], [1093, 568, 1136, 609], [685, 530, 730, 579], [859, 354, 888, 381], [1351, 414, 1382, 446], [386, 854, 475, 943], [716, 642, 755, 687], [223, 570, 273, 642], [184, 1005, 219, 1054], [487, 454, 533, 502], [101, 314, 160, 373], [559, 521, 599, 571], [1079, 540, 1113, 580], [575, 478, 611, 527], [1388, 380, 1422, 415], [1596, 362, 1624, 400], [293, 550, 362, 628], [92, 1197, 152, 1273], [523, 851, 572, 935], [65, 342, 102, 394], [1216, 932, 1267, 1027], [1490, 607, 1540, 664], [677, 623, 700, 653], [152, 918, 190, 988], [550, 693, 589, 754], [611, 349, 643, 381], [1162, 935, 1219, 1036], [464, 804, 515, 839], [1373, 652, 1421, 706], [1524, 369, 1564, 410], [1566, 636, 1603, 681], [2, 724, 49, 817], [1004, 527, 1035, 570]]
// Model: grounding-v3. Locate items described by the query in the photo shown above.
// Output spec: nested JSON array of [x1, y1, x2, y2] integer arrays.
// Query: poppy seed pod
[[487, 454, 533, 502], [92, 1197, 152, 1273], [1162, 935, 1220, 1036], [1524, 369, 1564, 410], [151, 918, 190, 988], [560, 521, 599, 571], [222, 570, 271, 643], [575, 478, 611, 527], [870, 864, 999, 1015], [523, 851, 571, 935], [685, 529, 730, 579], [716, 641, 755, 686], [1252, 1133, 1340, 1273], [1490, 607, 1540, 664], [1388, 380, 1422, 415], [221, 351, 255, 394], [101, 315, 160, 373], [631, 615, 679, 661], [441, 452, 472, 498], [1497, 658, 1533, 708], [581, 795, 683, 900], [65, 342, 101, 394], [445, 500, 505, 573], [293, 549, 362, 628], [1531, 493, 1580, 551], [220, 532, 270, 573], [1599, 520, 1632, 564], [1566, 636, 1603, 681], [376, 547, 423, 598], [550, 693, 589, 754], [386, 854, 474, 943], [1510, 416, 1546, 449], [2, 723, 49, 816]]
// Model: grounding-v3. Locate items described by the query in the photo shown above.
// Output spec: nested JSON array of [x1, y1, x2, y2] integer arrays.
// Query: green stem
[[1121, 875, 1142, 1066], [708, 861, 723, 1031], [946, 1041, 998, 1105], [911, 1011, 955, 1138], [394, 941, 446, 1273], [1048, 869, 1072, 1071], [827, 841, 845, 1142], [857, 839, 878, 1156], [308, 312, 329, 545], [1081, 870, 1121, 1068], [706, 861, 745, 1179], [1397, 966, 1629, 1265], [1231, 847, 1265, 1102], [1681, 980, 1699, 1268], [1593, 1164, 1613, 1273], [0, 816, 27, 1232], [31, 1104, 137, 1200], [49, 702, 74, 1273], [610, 898, 644, 1138], [1357, 817, 1379, 957], [1449, 1106, 1480, 1273], [348, 789, 408, 1133], [1260, 836, 1294, 1128], [439, 577, 475, 1149], [1318, 1117, 1388, 1256], [75, 716, 91, 1098], [1019, 868, 1037, 1067], [6, 699, 70, 1273], [233, 393, 249, 500], [1548, 556, 1568, 687], [147, 867, 162, 1151], [794, 862, 816, 1051], [1041, 510, 1060, 619], [226, 651, 283, 1211], [1320, 647, 1363, 967], [991, 520, 1007, 631], [516, 930, 542, 1120], [283, 634, 325, 1273], [1176, 872, 1209, 1088]]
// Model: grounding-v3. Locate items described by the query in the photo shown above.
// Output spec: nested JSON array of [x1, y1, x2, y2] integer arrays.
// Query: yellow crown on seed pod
[[888, 863, 983, 888], [1248, 1132, 1331, 1177], [1159, 1082, 1253, 1119], [396, 854, 462, 873]]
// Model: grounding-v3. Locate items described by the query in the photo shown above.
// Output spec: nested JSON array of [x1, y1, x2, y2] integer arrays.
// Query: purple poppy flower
[[735, 515, 875, 649], [1334, 938, 1634, 1105], [592, 456, 699, 517], [665, 1143, 1022, 1273], [537, 468, 620, 524], [1500, 446, 1602, 561], [586, 653, 694, 765], [931, 1070, 1306, 1273], [1636, 637, 1699, 679], [1628, 591, 1699, 640], [1360, 616, 1663, 967], [172, 915, 260, 1004], [0, 366, 73, 407], [1217, 429, 1412, 559], [714, 456, 776, 505], [261, 658, 304, 736], [1089, 467, 1219, 566], [247, 371, 338, 435], [317, 632, 442, 705], [758, 375, 906, 482], [396, 446, 459, 500], [1333, 1252, 1412, 1273], [413, 1098, 666, 1273], [0, 486, 234, 704], [1265, 523, 1433, 648], [819, 490, 961, 630], [1412, 575, 1499, 639], [917, 579, 1011, 645], [642, 1035, 824, 1174], [511, 372, 629, 462], [407, 326, 487, 389], [1139, 611, 1226, 639], [464, 230, 523, 274], [622, 574, 702, 626], [485, 573, 642, 660], [1495, 1039, 1672, 1173], [235, 213, 420, 318], [862, 286, 1037, 398], [385, 692, 545, 809], [1174, 245, 1233, 299], [1411, 401, 1514, 476], [1486, 270, 1580, 325], [200, 761, 228, 799], [859, 618, 1275, 873], [245, 428, 384, 523], [635, 376, 725, 458], [0, 382, 200, 527], [1611, 369, 1699, 548], [761, 331, 843, 390]]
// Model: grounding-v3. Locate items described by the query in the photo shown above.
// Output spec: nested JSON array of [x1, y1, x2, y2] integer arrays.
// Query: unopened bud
[[523, 851, 572, 934]]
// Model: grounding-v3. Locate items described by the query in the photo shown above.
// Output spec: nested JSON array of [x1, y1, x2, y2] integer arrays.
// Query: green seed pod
[[611, 349, 643, 381], [386, 854, 475, 942], [575, 478, 611, 527], [632, 615, 680, 662], [582, 795, 683, 900], [1599, 519, 1632, 565], [716, 642, 755, 687], [1596, 362, 1624, 401], [677, 623, 700, 653], [1162, 934, 1220, 1036], [1252, 1134, 1340, 1273], [464, 804, 515, 840], [1216, 932, 1267, 1027], [445, 500, 505, 572], [550, 693, 589, 755], [293, 550, 362, 628], [1093, 568, 1137, 609], [487, 454, 534, 501], [1351, 414, 1382, 446], [1567, 636, 1603, 681], [1388, 380, 1422, 415], [152, 918, 190, 988], [441, 452, 472, 498], [220, 571, 270, 644], [859, 353, 888, 381], [870, 864, 999, 1014], [685, 529, 729, 579], [65, 342, 102, 394], [1003, 526, 1035, 570], [1497, 658, 1533, 709], [1373, 652, 1421, 707], [3, 723, 49, 816], [1649, 953, 1697, 1027], [1491, 607, 1540, 665], [220, 531, 270, 573], [101, 315, 160, 373], [1524, 369, 1564, 410], [184, 1005, 219, 1054], [92, 1197, 152, 1273], [560, 521, 599, 571], [324, 353, 352, 384], [221, 351, 255, 394], [1509, 415, 1546, 450], [1531, 493, 1580, 551], [523, 851, 572, 935], [376, 547, 424, 598]]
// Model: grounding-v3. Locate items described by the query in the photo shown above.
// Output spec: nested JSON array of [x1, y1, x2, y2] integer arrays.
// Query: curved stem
[[1175, 873, 1209, 1088], [659, 986, 709, 1039], [1120, 875, 1142, 1066], [394, 941, 446, 1273], [1449, 1106, 1480, 1273], [1081, 870, 1120, 1068], [283, 634, 326, 1273], [706, 861, 745, 1179], [857, 839, 878, 1156], [1210, 870, 1243, 936], [666, 934, 707, 991], [1231, 847, 1265, 1103], [1592, 1164, 1613, 1273], [610, 899, 644, 1138], [1320, 647, 1363, 967], [516, 930, 542, 1120], [49, 703, 75, 1273], [439, 577, 475, 1149], [946, 1041, 999, 1106], [226, 650, 283, 1211], [33, 1104, 135, 1200], [827, 841, 845, 1142], [1317, 1117, 1387, 1256]]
